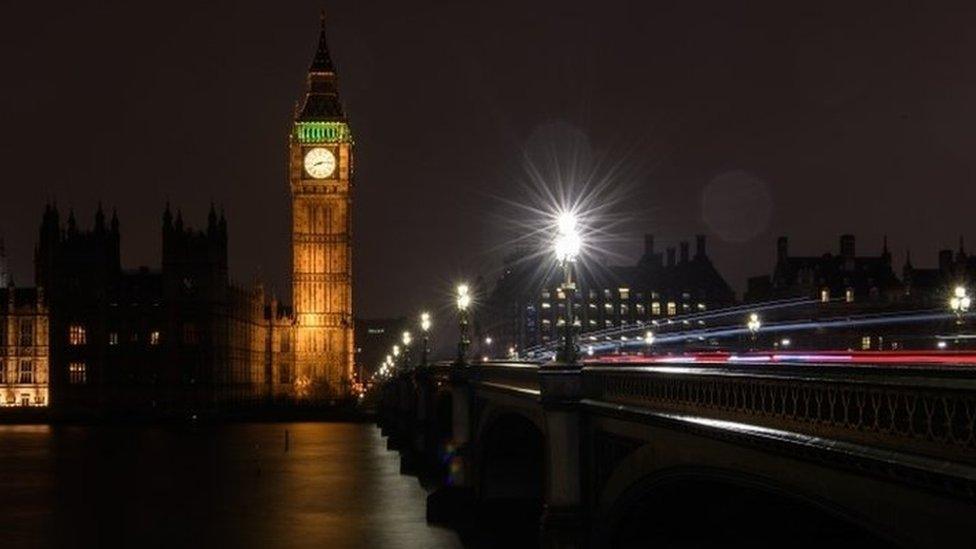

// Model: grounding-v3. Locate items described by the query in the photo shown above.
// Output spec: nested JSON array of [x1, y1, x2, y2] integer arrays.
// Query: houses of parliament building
[[0, 18, 354, 416]]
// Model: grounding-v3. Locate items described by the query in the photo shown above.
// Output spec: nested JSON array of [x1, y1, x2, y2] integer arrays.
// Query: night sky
[[3, 1, 975, 326]]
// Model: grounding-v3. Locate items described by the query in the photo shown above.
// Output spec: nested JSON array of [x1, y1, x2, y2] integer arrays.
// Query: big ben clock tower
[[290, 14, 353, 397]]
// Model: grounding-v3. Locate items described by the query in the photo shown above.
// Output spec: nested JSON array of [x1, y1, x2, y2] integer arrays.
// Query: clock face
[[303, 147, 336, 179]]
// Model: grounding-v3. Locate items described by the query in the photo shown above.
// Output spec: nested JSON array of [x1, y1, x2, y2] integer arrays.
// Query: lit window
[[820, 288, 830, 303], [651, 302, 661, 316], [541, 290, 551, 299], [588, 319, 596, 326], [603, 289, 611, 299], [619, 288, 630, 300], [588, 302, 597, 309], [18, 360, 34, 384], [636, 304, 645, 315], [861, 336, 871, 350], [69, 324, 87, 346], [69, 362, 87, 384], [605, 320, 613, 327], [845, 288, 854, 303], [149, 331, 161, 345], [667, 302, 677, 316], [541, 302, 551, 309], [604, 303, 613, 311], [556, 290, 565, 300], [697, 303, 706, 311], [620, 304, 629, 315], [109, 332, 119, 346]]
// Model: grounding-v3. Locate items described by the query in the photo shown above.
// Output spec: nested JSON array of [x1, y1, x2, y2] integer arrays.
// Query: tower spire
[[310, 10, 336, 73], [297, 11, 343, 121]]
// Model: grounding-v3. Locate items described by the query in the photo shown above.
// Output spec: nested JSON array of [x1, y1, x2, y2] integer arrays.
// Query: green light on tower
[[295, 122, 352, 144]]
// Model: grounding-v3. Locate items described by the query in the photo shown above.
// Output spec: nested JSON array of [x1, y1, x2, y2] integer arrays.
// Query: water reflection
[[0, 422, 461, 548]]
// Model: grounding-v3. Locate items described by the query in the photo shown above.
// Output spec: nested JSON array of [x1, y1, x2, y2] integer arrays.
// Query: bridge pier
[[539, 363, 585, 548], [425, 363, 477, 523]]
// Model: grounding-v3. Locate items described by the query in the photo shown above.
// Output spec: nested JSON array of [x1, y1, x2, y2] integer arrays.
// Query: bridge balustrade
[[581, 363, 976, 467]]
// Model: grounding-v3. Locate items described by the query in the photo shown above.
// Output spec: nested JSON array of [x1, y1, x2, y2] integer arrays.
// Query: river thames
[[0, 422, 463, 548]]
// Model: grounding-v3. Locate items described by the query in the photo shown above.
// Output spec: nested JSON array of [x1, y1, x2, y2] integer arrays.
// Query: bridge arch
[[474, 405, 546, 500], [472, 407, 547, 545], [589, 430, 957, 547]]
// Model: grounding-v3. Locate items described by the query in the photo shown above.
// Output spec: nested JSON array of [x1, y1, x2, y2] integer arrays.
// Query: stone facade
[[289, 18, 355, 398], [0, 286, 48, 407]]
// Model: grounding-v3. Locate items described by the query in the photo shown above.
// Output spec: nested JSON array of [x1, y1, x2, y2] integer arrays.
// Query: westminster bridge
[[378, 359, 976, 548]]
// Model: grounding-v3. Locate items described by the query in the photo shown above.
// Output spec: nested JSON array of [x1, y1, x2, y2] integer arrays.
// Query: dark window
[[279, 363, 291, 384], [19, 319, 32, 347]]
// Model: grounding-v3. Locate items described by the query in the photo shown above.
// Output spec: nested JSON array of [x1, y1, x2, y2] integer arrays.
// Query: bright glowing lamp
[[421, 312, 431, 332], [457, 284, 471, 311]]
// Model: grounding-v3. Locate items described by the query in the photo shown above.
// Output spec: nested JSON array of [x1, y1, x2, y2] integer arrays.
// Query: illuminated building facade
[[482, 234, 735, 353], [289, 16, 354, 398], [0, 243, 49, 406]]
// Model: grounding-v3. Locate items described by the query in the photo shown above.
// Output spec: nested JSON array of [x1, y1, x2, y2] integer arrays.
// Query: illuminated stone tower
[[290, 14, 354, 397]]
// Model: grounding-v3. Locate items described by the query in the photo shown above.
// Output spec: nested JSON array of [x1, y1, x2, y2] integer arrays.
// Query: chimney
[[840, 234, 855, 259], [643, 234, 655, 256], [679, 241, 689, 263], [776, 236, 788, 262], [666, 247, 676, 267], [695, 234, 706, 258]]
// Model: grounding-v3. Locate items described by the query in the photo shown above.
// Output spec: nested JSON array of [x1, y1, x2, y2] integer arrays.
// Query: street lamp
[[420, 312, 431, 366], [950, 285, 971, 325], [747, 312, 762, 347], [644, 330, 655, 356], [402, 331, 412, 369], [554, 210, 582, 364], [456, 284, 471, 364]]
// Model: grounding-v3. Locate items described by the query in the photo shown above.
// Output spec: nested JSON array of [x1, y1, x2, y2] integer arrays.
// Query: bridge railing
[[582, 362, 976, 466]]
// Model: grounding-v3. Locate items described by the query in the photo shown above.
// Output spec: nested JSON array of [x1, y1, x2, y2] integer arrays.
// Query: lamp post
[[402, 331, 413, 369], [456, 284, 471, 364], [747, 312, 761, 349], [392, 344, 401, 371], [950, 285, 971, 326], [420, 312, 431, 367], [644, 330, 655, 357], [554, 211, 582, 364]]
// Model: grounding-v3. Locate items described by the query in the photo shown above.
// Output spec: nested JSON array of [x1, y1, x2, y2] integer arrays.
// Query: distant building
[[744, 235, 974, 351], [34, 203, 271, 416], [480, 234, 735, 353], [354, 317, 409, 380], [902, 239, 974, 305], [745, 235, 901, 304]]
